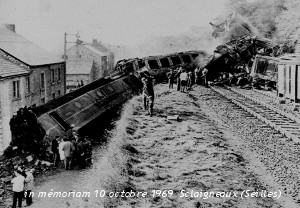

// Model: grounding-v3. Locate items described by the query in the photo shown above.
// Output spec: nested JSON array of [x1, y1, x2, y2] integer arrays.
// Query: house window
[[25, 77, 30, 94], [58, 90, 61, 97], [52, 93, 55, 99], [41, 73, 45, 89], [57, 68, 61, 81], [51, 69, 55, 83], [41, 98, 45, 104], [13, 80, 20, 98]]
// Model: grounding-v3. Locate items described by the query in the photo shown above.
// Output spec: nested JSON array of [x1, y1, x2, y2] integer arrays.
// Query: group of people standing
[[51, 129, 92, 170], [11, 166, 34, 208], [167, 66, 194, 93], [138, 65, 208, 116]]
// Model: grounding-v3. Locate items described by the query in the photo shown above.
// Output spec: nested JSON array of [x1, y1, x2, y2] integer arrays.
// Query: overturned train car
[[32, 74, 142, 140]]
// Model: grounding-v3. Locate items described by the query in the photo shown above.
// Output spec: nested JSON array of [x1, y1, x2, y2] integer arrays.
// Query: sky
[[0, 0, 227, 54]]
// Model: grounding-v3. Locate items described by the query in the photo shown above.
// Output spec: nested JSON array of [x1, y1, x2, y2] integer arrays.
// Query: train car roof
[[142, 50, 207, 59], [32, 76, 115, 117], [278, 53, 300, 65]]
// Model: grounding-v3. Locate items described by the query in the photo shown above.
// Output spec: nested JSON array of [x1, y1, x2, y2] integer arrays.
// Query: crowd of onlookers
[[167, 65, 208, 93], [51, 128, 92, 170]]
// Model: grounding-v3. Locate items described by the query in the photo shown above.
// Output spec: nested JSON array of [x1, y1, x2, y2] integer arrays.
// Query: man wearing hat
[[24, 168, 34, 206]]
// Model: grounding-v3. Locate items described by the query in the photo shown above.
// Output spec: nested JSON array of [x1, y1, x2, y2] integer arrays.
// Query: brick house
[[0, 25, 66, 151]]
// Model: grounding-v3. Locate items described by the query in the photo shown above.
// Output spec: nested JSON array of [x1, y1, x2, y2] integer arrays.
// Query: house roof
[[66, 59, 93, 75], [90, 40, 109, 53], [83, 45, 107, 57], [0, 56, 29, 78], [0, 27, 64, 66]]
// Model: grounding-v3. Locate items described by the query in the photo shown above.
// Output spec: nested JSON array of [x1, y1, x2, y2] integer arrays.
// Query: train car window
[[148, 59, 159, 69], [160, 58, 171, 68], [96, 91, 104, 97], [138, 60, 145, 68], [182, 55, 192, 63], [192, 54, 199, 59], [101, 86, 117, 96], [125, 63, 134, 73], [256, 58, 268, 74], [74, 102, 82, 109], [171, 56, 182, 65]]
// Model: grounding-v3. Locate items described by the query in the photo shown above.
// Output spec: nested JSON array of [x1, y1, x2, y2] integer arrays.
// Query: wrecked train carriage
[[142, 51, 206, 81], [277, 54, 300, 102], [32, 74, 142, 140], [204, 35, 277, 82], [114, 51, 207, 82], [250, 55, 278, 89]]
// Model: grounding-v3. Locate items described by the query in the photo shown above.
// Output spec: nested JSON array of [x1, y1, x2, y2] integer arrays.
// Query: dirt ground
[[3, 84, 297, 208], [121, 84, 291, 208]]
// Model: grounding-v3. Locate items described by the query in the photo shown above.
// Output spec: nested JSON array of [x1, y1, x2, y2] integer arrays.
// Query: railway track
[[211, 86, 300, 143]]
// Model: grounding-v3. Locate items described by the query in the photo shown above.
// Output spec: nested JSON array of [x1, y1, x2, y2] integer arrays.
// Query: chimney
[[2, 24, 16, 32], [76, 39, 83, 45], [92, 38, 97, 44]]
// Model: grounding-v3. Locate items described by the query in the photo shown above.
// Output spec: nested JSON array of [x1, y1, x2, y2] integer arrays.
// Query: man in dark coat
[[175, 67, 182, 91], [51, 136, 60, 167], [167, 68, 175, 89], [77, 137, 85, 169], [140, 70, 155, 116]]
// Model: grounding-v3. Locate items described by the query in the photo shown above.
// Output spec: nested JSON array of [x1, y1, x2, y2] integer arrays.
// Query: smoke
[[128, 25, 221, 58], [116, 12, 260, 70], [210, 12, 260, 43]]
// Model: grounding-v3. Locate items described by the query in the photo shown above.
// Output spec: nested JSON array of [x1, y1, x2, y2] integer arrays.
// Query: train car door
[[297, 65, 300, 102], [288, 65, 292, 99], [277, 64, 285, 97], [284, 65, 287, 97], [290, 65, 296, 101]]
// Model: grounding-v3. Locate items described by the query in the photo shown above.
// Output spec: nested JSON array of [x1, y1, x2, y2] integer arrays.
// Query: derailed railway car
[[33, 74, 142, 139], [114, 50, 207, 81], [250, 55, 278, 89], [277, 54, 300, 102]]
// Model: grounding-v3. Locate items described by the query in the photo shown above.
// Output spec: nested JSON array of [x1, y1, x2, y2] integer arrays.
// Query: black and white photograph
[[0, 0, 300, 207]]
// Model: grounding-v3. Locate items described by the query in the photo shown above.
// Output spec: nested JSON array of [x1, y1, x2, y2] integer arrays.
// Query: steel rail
[[211, 86, 300, 143]]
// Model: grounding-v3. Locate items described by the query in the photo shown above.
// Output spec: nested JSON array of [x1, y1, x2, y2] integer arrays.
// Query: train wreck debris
[[202, 35, 278, 88], [5, 108, 46, 158]]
